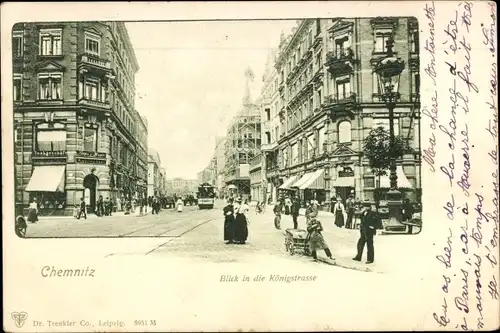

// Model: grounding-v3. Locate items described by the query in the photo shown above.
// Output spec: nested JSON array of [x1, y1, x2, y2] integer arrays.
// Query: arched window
[[338, 121, 352, 143]]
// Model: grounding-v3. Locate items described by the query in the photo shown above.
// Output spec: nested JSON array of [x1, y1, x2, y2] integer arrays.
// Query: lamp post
[[373, 37, 406, 232]]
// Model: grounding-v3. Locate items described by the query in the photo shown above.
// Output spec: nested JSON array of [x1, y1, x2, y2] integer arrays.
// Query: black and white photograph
[[2, 1, 498, 332]]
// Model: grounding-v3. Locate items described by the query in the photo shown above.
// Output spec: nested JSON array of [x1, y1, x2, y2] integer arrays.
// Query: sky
[[126, 20, 296, 179]]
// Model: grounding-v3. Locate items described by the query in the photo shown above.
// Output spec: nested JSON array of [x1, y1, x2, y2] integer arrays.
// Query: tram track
[[145, 218, 215, 255]]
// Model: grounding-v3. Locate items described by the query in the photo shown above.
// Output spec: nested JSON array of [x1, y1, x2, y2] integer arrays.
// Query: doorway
[[83, 173, 99, 213]]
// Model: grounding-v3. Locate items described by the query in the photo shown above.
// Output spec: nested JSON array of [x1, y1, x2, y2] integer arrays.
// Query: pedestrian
[[233, 198, 249, 244], [273, 200, 282, 230], [107, 198, 114, 216], [402, 198, 415, 233], [333, 196, 347, 228], [96, 195, 104, 217], [103, 197, 110, 216], [291, 197, 301, 229], [124, 199, 131, 215], [345, 194, 356, 229], [353, 202, 382, 264], [116, 197, 122, 212], [27, 198, 39, 223], [76, 197, 87, 220], [131, 197, 136, 213], [284, 196, 292, 215], [306, 217, 333, 261], [176, 197, 183, 213], [305, 199, 319, 222], [223, 198, 235, 244], [73, 204, 79, 219]]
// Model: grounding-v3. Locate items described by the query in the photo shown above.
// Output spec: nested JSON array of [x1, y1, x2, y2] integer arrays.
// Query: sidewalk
[[38, 209, 151, 220], [254, 207, 423, 274]]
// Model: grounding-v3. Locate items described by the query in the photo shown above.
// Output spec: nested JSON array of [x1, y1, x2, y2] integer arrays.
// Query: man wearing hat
[[345, 193, 356, 229], [353, 201, 382, 264]]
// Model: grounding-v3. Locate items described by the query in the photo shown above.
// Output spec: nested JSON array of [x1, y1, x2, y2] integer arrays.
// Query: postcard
[[1, 1, 498, 331]]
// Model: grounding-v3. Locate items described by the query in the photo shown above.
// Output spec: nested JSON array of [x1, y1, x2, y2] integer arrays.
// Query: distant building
[[223, 68, 262, 197], [165, 178, 198, 196], [147, 148, 161, 197]]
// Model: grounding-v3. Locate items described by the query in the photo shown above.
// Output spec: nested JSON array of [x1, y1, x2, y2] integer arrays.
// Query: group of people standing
[[222, 197, 250, 244]]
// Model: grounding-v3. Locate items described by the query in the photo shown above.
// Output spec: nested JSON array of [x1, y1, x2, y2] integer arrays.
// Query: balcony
[[31, 150, 67, 165], [325, 48, 355, 75], [78, 98, 110, 110], [313, 34, 323, 48], [79, 53, 111, 76], [321, 92, 359, 118]]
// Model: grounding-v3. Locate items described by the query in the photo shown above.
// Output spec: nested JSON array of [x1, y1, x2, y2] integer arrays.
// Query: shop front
[[291, 169, 327, 209], [25, 164, 67, 216], [330, 166, 356, 203]]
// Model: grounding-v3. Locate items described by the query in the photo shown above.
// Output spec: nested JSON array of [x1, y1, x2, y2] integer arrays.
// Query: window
[[36, 129, 66, 151], [410, 26, 419, 53], [336, 76, 351, 100], [373, 118, 400, 136], [291, 143, 298, 165], [411, 71, 420, 95], [318, 127, 327, 153], [12, 31, 23, 57], [13, 74, 22, 101], [265, 131, 271, 144], [364, 177, 375, 188], [307, 133, 315, 157], [372, 72, 380, 98], [374, 28, 392, 53], [338, 121, 352, 143], [39, 29, 62, 56], [85, 32, 100, 55], [38, 73, 62, 100], [334, 35, 350, 57], [265, 108, 271, 121], [83, 126, 98, 152], [85, 78, 99, 100]]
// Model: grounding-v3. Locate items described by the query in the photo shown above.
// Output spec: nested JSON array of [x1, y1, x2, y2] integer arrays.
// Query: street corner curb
[[317, 257, 372, 272]]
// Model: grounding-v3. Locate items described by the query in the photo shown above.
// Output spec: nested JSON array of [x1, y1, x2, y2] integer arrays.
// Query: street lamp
[[373, 37, 406, 232]]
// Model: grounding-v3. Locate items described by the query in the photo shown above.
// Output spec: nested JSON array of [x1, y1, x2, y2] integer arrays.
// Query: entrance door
[[83, 174, 99, 213], [335, 187, 354, 203]]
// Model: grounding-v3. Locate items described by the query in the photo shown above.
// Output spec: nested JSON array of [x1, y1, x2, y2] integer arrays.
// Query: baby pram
[[284, 228, 310, 256]]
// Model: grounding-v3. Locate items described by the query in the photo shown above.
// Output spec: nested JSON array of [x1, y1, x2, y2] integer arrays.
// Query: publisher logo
[[11, 312, 28, 328]]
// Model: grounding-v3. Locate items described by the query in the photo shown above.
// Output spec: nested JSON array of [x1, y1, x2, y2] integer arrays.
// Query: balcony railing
[[78, 98, 110, 109], [80, 53, 111, 70], [325, 48, 355, 74], [323, 92, 357, 106]]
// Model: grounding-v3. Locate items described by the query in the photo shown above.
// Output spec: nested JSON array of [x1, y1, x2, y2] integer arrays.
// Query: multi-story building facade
[[135, 115, 148, 198], [258, 48, 281, 204], [165, 178, 198, 196], [272, 18, 420, 208], [12, 21, 146, 215], [159, 167, 167, 196], [223, 68, 261, 197], [147, 148, 161, 197], [214, 136, 226, 196]]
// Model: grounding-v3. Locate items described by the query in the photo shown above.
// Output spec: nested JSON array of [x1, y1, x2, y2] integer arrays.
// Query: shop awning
[[25, 165, 66, 192], [379, 166, 413, 188], [299, 169, 325, 190], [331, 176, 355, 188], [279, 175, 298, 189], [291, 171, 315, 189]]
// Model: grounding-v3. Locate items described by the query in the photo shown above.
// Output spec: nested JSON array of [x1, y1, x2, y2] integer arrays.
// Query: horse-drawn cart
[[284, 228, 309, 256]]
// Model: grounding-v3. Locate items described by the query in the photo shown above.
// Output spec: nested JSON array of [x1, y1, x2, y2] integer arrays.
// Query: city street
[[26, 201, 425, 275]]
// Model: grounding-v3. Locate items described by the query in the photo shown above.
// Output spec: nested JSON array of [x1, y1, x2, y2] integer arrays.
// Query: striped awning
[[291, 172, 315, 189], [299, 169, 325, 190], [279, 175, 299, 189], [331, 176, 355, 188], [379, 166, 413, 188], [25, 165, 66, 192]]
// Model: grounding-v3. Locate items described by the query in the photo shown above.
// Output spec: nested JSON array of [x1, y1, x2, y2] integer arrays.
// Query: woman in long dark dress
[[233, 198, 249, 244], [27, 199, 39, 223], [223, 198, 235, 244], [333, 197, 347, 228]]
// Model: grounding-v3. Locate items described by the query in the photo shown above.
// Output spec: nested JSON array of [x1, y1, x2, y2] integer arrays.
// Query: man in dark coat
[[345, 194, 356, 229], [77, 197, 87, 220], [353, 202, 382, 264], [223, 198, 235, 244], [291, 197, 301, 229], [96, 195, 104, 217]]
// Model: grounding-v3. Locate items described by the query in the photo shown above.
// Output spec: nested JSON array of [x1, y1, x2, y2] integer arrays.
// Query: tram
[[197, 182, 215, 209]]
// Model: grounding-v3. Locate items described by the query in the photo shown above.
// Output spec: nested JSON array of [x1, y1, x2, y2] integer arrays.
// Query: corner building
[[13, 22, 145, 215], [273, 18, 421, 208]]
